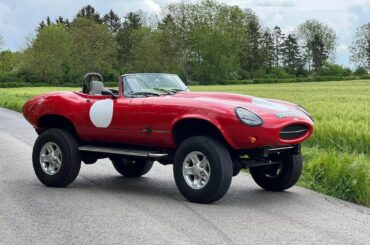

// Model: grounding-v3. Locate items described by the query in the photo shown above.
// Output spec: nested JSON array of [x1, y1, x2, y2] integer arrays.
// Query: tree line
[[0, 0, 370, 85]]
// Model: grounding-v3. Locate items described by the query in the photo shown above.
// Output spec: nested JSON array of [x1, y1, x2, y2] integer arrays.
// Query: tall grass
[[0, 80, 369, 206], [0, 87, 75, 111], [192, 80, 370, 206]]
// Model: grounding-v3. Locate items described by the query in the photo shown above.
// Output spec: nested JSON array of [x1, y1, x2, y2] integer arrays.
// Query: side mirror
[[101, 89, 117, 99]]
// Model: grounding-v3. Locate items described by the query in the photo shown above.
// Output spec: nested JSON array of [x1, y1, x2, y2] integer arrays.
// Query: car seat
[[82, 73, 105, 95]]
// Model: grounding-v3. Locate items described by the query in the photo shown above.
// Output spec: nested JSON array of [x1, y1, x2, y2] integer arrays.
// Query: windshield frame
[[121, 73, 188, 98]]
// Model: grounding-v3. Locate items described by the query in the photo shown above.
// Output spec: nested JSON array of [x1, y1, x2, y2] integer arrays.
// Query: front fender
[[170, 113, 240, 149]]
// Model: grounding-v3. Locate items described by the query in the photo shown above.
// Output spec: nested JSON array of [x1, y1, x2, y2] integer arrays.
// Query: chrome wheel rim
[[182, 151, 211, 190], [40, 142, 62, 175]]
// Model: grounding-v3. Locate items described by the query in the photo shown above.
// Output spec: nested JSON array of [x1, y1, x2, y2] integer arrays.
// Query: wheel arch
[[37, 114, 78, 138], [171, 116, 236, 150]]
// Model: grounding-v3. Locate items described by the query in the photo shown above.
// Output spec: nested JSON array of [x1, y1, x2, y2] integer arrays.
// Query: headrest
[[89, 81, 105, 95]]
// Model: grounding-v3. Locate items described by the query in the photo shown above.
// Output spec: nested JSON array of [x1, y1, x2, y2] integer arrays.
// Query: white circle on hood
[[89, 99, 113, 128]]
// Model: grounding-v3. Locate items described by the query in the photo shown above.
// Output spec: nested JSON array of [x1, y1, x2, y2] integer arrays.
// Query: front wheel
[[173, 136, 233, 204], [32, 128, 81, 187], [249, 152, 302, 191]]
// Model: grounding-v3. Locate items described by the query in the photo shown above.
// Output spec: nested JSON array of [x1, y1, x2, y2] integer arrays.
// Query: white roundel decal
[[89, 99, 113, 128]]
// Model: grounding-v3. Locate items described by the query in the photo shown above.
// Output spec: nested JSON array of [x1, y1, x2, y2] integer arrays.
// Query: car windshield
[[123, 73, 188, 97]]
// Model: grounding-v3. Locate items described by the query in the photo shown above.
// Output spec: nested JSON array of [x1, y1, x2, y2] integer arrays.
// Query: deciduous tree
[[22, 24, 70, 83], [116, 12, 143, 71], [0, 35, 4, 50], [296, 19, 337, 71], [350, 23, 370, 69], [69, 18, 117, 79]]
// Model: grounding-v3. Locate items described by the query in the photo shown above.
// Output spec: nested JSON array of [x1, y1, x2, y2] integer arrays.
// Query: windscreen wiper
[[169, 88, 188, 93], [152, 88, 175, 95], [129, 92, 160, 97]]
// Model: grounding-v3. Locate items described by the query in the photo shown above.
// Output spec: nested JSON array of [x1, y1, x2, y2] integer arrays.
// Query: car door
[[81, 94, 131, 143]]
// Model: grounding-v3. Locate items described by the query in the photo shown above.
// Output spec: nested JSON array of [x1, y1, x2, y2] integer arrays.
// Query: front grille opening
[[280, 124, 308, 140]]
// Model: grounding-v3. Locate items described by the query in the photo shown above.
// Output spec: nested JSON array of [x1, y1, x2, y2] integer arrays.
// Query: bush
[[318, 63, 352, 77], [354, 67, 368, 76], [0, 81, 118, 88], [265, 67, 293, 79], [359, 74, 370, 79], [0, 72, 22, 83], [208, 76, 359, 85]]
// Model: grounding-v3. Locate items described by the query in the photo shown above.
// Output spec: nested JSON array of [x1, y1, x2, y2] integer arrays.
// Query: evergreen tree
[[37, 17, 53, 31], [103, 10, 121, 33], [272, 26, 285, 67], [76, 5, 102, 23], [55, 16, 70, 27], [281, 34, 302, 74], [240, 12, 263, 78], [308, 33, 328, 71], [261, 29, 274, 72]]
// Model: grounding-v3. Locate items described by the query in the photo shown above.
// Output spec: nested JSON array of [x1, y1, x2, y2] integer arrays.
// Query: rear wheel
[[110, 157, 154, 177], [173, 136, 233, 204], [249, 152, 302, 191], [32, 128, 81, 187]]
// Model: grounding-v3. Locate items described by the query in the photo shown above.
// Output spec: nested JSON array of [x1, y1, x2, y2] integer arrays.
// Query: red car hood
[[174, 92, 301, 116]]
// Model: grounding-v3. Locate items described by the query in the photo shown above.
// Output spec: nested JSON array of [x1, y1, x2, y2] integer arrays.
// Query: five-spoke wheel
[[32, 128, 81, 187], [39, 142, 62, 175], [173, 136, 233, 204], [182, 151, 211, 190]]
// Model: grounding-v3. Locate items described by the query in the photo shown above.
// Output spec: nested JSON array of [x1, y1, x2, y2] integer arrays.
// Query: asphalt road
[[0, 108, 369, 245]]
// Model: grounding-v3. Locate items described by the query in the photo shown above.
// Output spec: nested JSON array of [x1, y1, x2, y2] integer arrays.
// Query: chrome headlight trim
[[297, 105, 314, 121], [235, 107, 263, 126]]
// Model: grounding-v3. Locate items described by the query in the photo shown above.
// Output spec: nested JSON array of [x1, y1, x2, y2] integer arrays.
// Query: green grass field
[[0, 80, 369, 206]]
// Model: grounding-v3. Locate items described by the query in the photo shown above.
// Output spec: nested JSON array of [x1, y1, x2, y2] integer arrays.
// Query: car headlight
[[297, 105, 314, 121], [235, 107, 263, 126]]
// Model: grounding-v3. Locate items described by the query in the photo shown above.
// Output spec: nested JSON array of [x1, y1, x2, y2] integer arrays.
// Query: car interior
[[82, 73, 119, 96]]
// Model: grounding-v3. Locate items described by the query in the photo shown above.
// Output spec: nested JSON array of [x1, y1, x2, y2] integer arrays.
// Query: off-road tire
[[110, 158, 154, 177], [32, 128, 81, 187], [173, 136, 233, 204], [249, 153, 302, 191]]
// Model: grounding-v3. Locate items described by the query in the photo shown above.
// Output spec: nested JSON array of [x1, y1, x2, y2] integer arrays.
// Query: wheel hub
[[182, 151, 211, 190], [40, 142, 62, 175]]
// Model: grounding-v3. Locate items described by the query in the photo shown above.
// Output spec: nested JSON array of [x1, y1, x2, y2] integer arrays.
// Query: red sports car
[[23, 73, 314, 203]]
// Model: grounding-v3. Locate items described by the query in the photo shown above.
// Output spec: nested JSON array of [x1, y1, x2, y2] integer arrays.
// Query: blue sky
[[0, 0, 369, 67]]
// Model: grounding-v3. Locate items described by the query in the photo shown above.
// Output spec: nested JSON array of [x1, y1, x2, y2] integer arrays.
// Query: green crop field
[[0, 80, 369, 206]]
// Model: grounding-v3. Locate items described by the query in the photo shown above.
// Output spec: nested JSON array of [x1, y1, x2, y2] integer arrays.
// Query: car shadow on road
[[67, 172, 303, 207]]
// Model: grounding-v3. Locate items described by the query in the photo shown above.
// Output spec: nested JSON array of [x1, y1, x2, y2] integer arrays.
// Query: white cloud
[[338, 43, 350, 54], [255, 0, 298, 7]]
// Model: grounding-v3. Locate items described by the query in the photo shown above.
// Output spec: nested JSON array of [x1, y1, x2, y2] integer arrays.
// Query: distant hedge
[[188, 75, 370, 85], [0, 81, 118, 88], [0, 75, 369, 88]]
